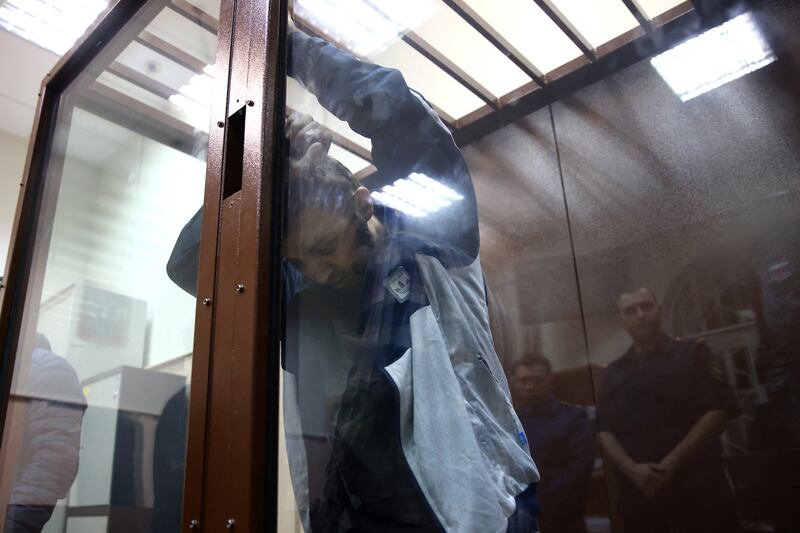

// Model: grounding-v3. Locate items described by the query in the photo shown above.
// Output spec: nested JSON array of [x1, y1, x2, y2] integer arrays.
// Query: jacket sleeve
[[166, 207, 203, 298], [289, 32, 480, 262]]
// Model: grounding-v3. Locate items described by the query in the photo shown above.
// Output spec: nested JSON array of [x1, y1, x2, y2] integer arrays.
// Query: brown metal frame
[[191, 0, 287, 529], [0, 0, 283, 532]]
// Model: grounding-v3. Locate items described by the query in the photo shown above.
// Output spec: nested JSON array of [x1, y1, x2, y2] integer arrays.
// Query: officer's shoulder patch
[[384, 266, 411, 303], [768, 260, 792, 282]]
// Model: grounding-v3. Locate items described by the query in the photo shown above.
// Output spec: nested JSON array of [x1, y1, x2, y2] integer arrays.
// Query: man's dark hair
[[285, 156, 373, 250], [287, 156, 359, 220], [512, 354, 552, 376]]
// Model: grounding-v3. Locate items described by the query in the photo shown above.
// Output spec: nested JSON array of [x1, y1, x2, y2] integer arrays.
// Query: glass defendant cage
[[1, 0, 800, 532]]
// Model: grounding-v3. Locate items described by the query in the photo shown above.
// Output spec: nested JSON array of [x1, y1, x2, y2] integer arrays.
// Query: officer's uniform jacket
[[517, 394, 593, 530], [596, 334, 739, 514]]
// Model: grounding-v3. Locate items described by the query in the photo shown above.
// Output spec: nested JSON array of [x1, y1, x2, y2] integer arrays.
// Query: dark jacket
[[518, 395, 593, 533]]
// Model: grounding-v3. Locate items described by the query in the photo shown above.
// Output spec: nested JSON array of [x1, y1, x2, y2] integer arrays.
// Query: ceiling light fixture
[[650, 12, 776, 102], [0, 0, 109, 55], [372, 173, 463, 217], [169, 65, 216, 132]]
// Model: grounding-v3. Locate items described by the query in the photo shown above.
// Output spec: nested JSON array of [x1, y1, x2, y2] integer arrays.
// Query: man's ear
[[354, 186, 373, 221]]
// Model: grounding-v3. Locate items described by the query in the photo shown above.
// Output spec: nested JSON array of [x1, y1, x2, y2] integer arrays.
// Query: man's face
[[617, 289, 662, 342], [285, 208, 372, 289], [510, 364, 552, 407]]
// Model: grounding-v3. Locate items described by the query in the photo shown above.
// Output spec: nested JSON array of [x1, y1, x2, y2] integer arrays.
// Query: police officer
[[597, 288, 741, 533], [749, 234, 800, 532], [511, 355, 594, 533], [751, 236, 800, 449]]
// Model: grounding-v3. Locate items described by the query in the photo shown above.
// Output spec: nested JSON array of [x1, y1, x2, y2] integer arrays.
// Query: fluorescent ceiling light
[[169, 65, 215, 132], [372, 173, 463, 217], [650, 12, 776, 102], [293, 0, 438, 56], [0, 0, 108, 55]]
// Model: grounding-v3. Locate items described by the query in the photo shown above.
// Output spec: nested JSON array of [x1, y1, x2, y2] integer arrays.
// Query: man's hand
[[287, 112, 331, 159], [286, 112, 331, 179], [624, 462, 669, 498], [658, 455, 679, 483]]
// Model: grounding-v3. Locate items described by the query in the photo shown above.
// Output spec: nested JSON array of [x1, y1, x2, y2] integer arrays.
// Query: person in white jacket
[[4, 334, 86, 533]]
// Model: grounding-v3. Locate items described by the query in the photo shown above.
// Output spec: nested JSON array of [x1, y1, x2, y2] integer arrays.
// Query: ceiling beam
[[441, 0, 546, 87], [398, 30, 499, 110], [362, 0, 499, 110], [530, 0, 597, 62], [136, 31, 208, 74], [167, 0, 219, 34], [75, 82, 201, 158], [107, 61, 175, 100], [621, 0, 654, 33], [290, 11, 458, 127], [326, 129, 372, 163], [353, 165, 377, 181], [113, 31, 373, 165]]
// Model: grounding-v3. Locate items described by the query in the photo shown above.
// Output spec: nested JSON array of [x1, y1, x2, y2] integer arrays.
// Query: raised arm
[[289, 31, 480, 261]]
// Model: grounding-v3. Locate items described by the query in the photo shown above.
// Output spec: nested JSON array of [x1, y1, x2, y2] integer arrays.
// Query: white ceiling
[[0, 0, 693, 178], [0, 27, 59, 140]]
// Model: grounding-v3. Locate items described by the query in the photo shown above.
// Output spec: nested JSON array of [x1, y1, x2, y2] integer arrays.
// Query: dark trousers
[[507, 484, 540, 533], [621, 496, 740, 533]]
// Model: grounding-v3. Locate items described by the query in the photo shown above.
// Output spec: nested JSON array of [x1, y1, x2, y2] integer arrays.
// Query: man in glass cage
[[168, 27, 540, 533]]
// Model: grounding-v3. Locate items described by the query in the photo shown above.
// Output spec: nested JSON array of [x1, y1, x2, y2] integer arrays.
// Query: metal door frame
[[0, 0, 287, 530]]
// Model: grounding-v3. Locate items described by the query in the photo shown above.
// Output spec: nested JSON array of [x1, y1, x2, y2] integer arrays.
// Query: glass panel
[[274, 8, 599, 533], [460, 0, 583, 77], [369, 38, 483, 121], [553, 2, 800, 532], [291, 0, 485, 122], [634, 0, 689, 22], [0, 1, 220, 531], [547, 0, 639, 51], [403, 0, 530, 101]]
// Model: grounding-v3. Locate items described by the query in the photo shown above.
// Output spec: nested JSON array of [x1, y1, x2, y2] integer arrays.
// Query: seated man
[[168, 28, 540, 533]]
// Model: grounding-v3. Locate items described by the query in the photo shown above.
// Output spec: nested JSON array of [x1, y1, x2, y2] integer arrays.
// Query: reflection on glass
[[545, 0, 638, 50], [552, 2, 800, 531], [650, 12, 776, 102], [0, 0, 219, 531], [596, 288, 741, 533], [3, 334, 86, 533], [510, 356, 594, 533], [458, 0, 583, 77], [275, 21, 541, 533]]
